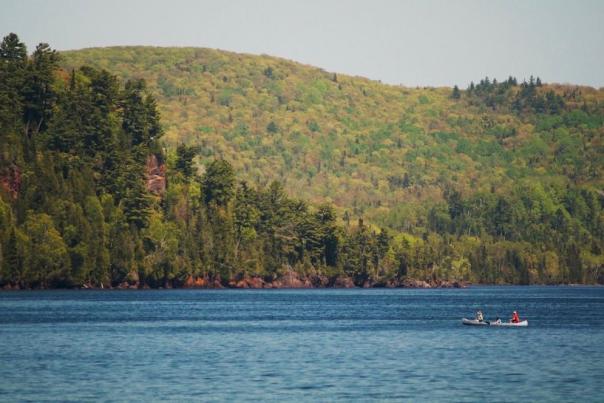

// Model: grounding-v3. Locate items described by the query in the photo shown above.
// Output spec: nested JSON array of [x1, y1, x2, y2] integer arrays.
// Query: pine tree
[[84, 196, 110, 286], [22, 43, 59, 137], [266, 121, 278, 133], [201, 159, 235, 207], [119, 158, 151, 229], [0, 33, 27, 132], [451, 85, 461, 99], [122, 79, 146, 146], [175, 143, 198, 179], [234, 181, 260, 254]]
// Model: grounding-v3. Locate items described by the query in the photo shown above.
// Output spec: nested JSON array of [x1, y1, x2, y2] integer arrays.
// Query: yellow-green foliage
[[2, 33, 602, 287], [61, 47, 604, 231]]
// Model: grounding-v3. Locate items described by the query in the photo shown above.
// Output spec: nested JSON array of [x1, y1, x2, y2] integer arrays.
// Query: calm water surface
[[1, 287, 603, 402]]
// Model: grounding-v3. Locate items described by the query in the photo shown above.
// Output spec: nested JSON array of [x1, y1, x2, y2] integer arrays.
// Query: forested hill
[[1, 34, 603, 289], [61, 47, 603, 228]]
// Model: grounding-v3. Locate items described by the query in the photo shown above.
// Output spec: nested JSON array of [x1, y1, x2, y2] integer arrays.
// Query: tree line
[[452, 75, 567, 115]]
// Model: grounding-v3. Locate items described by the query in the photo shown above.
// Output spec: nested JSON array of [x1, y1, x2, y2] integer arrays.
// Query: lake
[[1, 287, 603, 402]]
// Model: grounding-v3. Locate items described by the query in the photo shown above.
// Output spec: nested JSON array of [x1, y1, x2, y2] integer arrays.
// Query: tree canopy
[[0, 34, 602, 288]]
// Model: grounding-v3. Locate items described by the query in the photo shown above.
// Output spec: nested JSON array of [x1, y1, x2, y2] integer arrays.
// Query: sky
[[2, 0, 604, 88]]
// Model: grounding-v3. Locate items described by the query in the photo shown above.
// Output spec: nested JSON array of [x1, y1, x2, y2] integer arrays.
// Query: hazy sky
[[2, 0, 603, 87]]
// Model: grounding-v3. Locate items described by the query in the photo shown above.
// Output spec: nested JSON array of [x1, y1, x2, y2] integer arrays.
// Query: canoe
[[462, 318, 489, 326], [490, 320, 528, 327], [462, 318, 528, 327]]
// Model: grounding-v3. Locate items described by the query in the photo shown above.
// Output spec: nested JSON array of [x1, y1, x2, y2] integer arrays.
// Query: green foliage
[[21, 43, 60, 136], [22, 213, 71, 287], [0, 33, 27, 134], [175, 143, 198, 179], [0, 34, 601, 288], [142, 211, 179, 284], [59, 48, 602, 234], [451, 85, 461, 99], [201, 159, 235, 207], [122, 79, 163, 148], [266, 121, 279, 133]]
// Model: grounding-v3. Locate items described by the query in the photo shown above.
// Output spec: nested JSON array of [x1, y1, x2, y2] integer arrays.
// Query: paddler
[[476, 310, 484, 322], [511, 311, 520, 323]]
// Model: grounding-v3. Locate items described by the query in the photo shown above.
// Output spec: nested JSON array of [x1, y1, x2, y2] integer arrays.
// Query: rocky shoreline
[[2, 271, 469, 290]]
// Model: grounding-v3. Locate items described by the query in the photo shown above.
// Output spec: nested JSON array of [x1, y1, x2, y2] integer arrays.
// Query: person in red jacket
[[511, 311, 520, 323]]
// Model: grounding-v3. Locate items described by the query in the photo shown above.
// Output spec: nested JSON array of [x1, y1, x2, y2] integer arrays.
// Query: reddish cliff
[[145, 154, 166, 195]]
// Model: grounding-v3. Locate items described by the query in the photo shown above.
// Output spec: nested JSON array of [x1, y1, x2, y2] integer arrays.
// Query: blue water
[[1, 287, 603, 402]]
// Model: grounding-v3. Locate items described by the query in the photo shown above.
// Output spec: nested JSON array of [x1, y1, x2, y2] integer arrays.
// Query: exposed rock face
[[434, 279, 468, 288], [273, 271, 313, 288], [246, 277, 266, 288], [0, 164, 21, 199], [181, 273, 467, 289], [183, 275, 209, 288], [228, 278, 247, 288], [310, 274, 330, 288], [226, 276, 265, 288], [181, 275, 227, 288], [211, 275, 224, 289], [400, 278, 432, 288], [145, 154, 166, 195], [392, 278, 469, 288], [54, 271, 468, 290], [385, 279, 398, 288], [331, 276, 356, 288]]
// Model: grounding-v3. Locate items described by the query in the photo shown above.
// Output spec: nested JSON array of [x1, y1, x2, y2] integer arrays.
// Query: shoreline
[[2, 277, 601, 291], [3, 274, 468, 291]]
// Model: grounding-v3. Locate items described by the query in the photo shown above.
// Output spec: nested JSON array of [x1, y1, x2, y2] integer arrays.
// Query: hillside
[[61, 47, 604, 230], [1, 34, 602, 288]]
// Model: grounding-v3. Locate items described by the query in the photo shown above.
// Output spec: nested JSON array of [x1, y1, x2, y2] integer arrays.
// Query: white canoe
[[462, 318, 528, 327], [462, 318, 489, 326], [491, 320, 528, 327]]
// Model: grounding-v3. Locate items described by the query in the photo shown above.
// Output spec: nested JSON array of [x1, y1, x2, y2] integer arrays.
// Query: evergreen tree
[[451, 85, 461, 99], [234, 181, 260, 256], [0, 33, 27, 132], [22, 43, 59, 137], [118, 158, 151, 229], [84, 196, 110, 286], [266, 121, 278, 133], [314, 204, 339, 266], [175, 143, 198, 179], [121, 79, 162, 151], [201, 159, 235, 207]]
